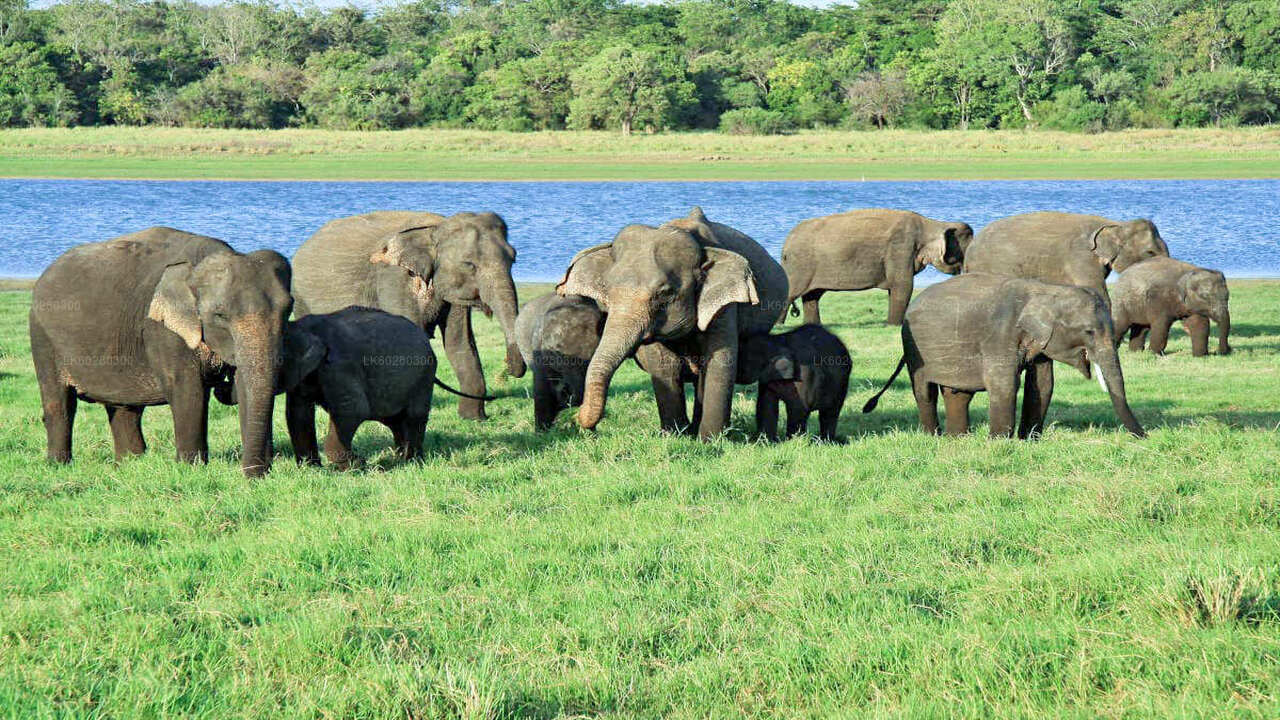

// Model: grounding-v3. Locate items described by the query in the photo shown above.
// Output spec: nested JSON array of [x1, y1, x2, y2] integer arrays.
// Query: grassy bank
[[2, 282, 1279, 717], [2, 127, 1279, 181]]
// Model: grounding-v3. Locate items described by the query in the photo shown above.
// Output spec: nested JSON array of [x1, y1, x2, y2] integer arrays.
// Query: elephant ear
[[916, 231, 947, 268], [279, 325, 326, 393], [370, 226, 436, 279], [147, 262, 203, 350], [698, 247, 758, 331], [1015, 298, 1056, 358], [556, 243, 613, 308], [1089, 224, 1122, 266]]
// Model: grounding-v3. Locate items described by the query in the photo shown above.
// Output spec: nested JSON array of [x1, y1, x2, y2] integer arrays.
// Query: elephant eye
[[461, 261, 477, 272]]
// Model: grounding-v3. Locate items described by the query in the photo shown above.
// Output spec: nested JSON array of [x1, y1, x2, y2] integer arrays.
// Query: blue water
[[2, 179, 1277, 280]]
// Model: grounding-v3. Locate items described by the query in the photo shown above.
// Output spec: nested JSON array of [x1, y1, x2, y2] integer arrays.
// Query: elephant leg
[[400, 418, 426, 461], [696, 311, 739, 440], [1147, 315, 1174, 355], [911, 370, 940, 435], [755, 385, 780, 442], [886, 278, 913, 326], [1018, 357, 1054, 439], [941, 387, 973, 436], [636, 343, 690, 433], [105, 404, 146, 459], [442, 304, 487, 421], [985, 368, 1020, 439], [286, 394, 320, 465], [818, 404, 842, 442], [1183, 314, 1210, 357], [784, 405, 810, 439], [532, 369, 559, 431], [802, 290, 824, 326], [1127, 325, 1149, 352], [169, 381, 210, 464], [324, 416, 362, 470], [32, 327, 75, 463]]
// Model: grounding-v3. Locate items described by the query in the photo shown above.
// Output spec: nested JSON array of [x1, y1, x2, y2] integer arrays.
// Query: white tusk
[[1093, 362, 1108, 392]]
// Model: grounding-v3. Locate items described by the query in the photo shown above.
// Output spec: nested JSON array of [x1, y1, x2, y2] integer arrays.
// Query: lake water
[[2, 179, 1276, 281]]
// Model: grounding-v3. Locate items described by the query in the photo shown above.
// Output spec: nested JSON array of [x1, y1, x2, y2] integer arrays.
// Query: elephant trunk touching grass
[[231, 316, 282, 477], [478, 267, 526, 378], [578, 291, 650, 429]]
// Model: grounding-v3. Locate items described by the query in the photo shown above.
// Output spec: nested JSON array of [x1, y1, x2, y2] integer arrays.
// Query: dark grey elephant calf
[[276, 307, 438, 469], [515, 293, 604, 431], [738, 325, 851, 442], [1111, 257, 1230, 356]]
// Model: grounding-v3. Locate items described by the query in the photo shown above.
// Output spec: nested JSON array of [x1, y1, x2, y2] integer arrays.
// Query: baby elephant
[[738, 326, 851, 442], [515, 293, 604, 430], [1111, 257, 1230, 356], [278, 306, 437, 469], [863, 274, 1146, 439]]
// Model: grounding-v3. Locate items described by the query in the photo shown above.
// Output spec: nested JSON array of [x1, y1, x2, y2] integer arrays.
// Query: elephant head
[[737, 333, 807, 417], [1090, 219, 1169, 273], [1016, 284, 1146, 438], [557, 208, 759, 430], [370, 212, 526, 377], [919, 221, 974, 275], [1179, 268, 1231, 354], [148, 250, 294, 476]]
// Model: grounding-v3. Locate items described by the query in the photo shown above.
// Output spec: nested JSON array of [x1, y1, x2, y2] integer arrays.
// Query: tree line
[[1, 0, 1278, 133]]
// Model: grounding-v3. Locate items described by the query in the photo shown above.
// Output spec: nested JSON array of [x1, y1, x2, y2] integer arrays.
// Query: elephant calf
[[738, 325, 851, 442], [515, 293, 604, 430], [863, 274, 1146, 439], [279, 306, 437, 469], [1111, 257, 1230, 356]]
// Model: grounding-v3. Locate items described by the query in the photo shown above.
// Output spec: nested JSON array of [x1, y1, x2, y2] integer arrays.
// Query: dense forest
[[1, 0, 1278, 133]]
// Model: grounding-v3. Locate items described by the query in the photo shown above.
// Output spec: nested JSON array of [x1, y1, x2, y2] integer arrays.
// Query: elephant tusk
[[1093, 362, 1108, 392]]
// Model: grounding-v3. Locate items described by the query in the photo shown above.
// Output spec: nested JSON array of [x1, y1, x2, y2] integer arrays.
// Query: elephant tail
[[434, 378, 499, 402], [862, 356, 906, 413]]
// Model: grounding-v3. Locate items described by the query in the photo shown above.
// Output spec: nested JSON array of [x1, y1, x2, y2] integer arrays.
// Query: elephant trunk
[[232, 320, 281, 477], [481, 270, 526, 377], [1215, 305, 1231, 355], [578, 296, 650, 430], [1092, 344, 1145, 438]]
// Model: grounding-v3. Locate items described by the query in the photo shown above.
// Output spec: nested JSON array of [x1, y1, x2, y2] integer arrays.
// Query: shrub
[[717, 107, 794, 135]]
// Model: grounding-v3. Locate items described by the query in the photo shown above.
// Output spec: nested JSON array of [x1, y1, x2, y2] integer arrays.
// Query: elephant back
[[292, 211, 444, 317], [702, 220, 788, 335]]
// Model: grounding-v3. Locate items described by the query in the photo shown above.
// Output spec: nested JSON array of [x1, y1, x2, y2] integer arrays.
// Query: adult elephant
[[30, 227, 293, 476], [291, 210, 525, 420], [781, 209, 973, 326], [963, 211, 1169, 297], [557, 207, 788, 440]]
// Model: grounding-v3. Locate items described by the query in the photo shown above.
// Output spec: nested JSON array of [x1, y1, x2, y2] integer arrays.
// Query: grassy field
[[2, 281, 1279, 718], [2, 127, 1280, 181]]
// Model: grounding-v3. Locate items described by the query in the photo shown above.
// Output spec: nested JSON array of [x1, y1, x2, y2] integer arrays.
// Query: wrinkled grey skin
[[277, 307, 436, 470], [291, 210, 524, 422], [1111, 257, 1231, 357], [739, 325, 851, 442], [964, 211, 1169, 298], [782, 209, 973, 325], [557, 207, 789, 440], [30, 227, 292, 476], [865, 274, 1145, 439], [515, 293, 604, 431]]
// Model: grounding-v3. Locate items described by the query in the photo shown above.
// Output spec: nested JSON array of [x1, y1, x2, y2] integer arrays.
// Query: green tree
[[0, 41, 76, 127], [568, 44, 695, 134], [1166, 67, 1279, 127]]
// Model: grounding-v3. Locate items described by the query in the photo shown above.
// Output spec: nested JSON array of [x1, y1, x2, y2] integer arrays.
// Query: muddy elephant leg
[[1147, 315, 1174, 355], [985, 368, 1019, 438], [169, 381, 210, 464], [105, 404, 146, 459], [755, 385, 780, 442], [635, 343, 690, 433], [1128, 326, 1149, 352], [1182, 314, 1210, 357], [32, 328, 76, 463], [1018, 357, 1054, 439], [286, 394, 320, 465], [442, 304, 487, 421], [886, 277, 914, 326], [941, 387, 973, 436], [324, 416, 362, 471], [802, 290, 824, 326], [911, 370, 940, 435]]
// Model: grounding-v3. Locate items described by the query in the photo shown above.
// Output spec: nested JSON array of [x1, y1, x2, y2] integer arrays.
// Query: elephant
[[781, 209, 974, 326], [290, 210, 525, 422], [557, 207, 789, 440], [862, 274, 1146, 439], [963, 211, 1169, 298], [1111, 257, 1231, 357], [275, 306, 437, 470], [738, 325, 851, 442], [514, 292, 604, 431], [29, 227, 293, 476]]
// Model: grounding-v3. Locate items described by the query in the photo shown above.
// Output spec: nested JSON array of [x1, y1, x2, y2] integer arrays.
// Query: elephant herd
[[28, 205, 1231, 477]]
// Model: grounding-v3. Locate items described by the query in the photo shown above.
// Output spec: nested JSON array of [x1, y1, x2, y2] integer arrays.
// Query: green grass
[[2, 282, 1280, 718], [2, 127, 1280, 180]]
